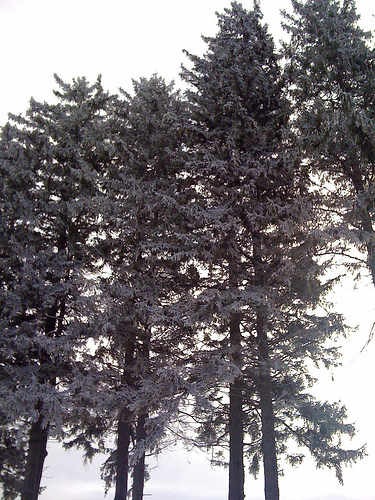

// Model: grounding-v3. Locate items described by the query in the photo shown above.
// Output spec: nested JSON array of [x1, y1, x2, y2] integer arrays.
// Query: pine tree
[[0, 125, 27, 500], [83, 75, 198, 500], [0, 75, 117, 500], [182, 3, 293, 498], [282, 0, 375, 284], [182, 2, 365, 499]]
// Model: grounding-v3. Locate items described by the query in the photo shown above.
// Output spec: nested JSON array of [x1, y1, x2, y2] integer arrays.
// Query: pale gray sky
[[1, 1, 375, 499], [1, 0, 372, 124]]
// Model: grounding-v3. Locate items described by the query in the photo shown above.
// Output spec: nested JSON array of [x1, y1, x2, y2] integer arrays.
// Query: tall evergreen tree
[[0, 4, 370, 498], [82, 75, 198, 500], [182, 2, 294, 498], [0, 125, 28, 500], [0, 75, 117, 500], [282, 0, 375, 284], [182, 2, 365, 499]]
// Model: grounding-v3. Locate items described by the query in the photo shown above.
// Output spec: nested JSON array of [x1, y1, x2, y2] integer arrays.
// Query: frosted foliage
[[283, 0, 375, 283], [180, 0, 365, 486], [0, 74, 119, 496], [0, 2, 370, 497]]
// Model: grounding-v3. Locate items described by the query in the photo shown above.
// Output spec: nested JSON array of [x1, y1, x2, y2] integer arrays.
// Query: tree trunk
[[361, 212, 375, 286], [228, 258, 244, 500], [252, 231, 279, 500], [132, 323, 150, 500], [21, 306, 59, 500], [114, 321, 137, 500], [132, 413, 147, 500], [114, 415, 132, 500], [257, 314, 279, 500], [229, 364, 244, 500], [132, 324, 151, 500], [359, 208, 375, 287], [21, 415, 49, 500]]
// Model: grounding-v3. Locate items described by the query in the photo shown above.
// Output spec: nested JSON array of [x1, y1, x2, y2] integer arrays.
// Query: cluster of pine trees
[[1, 1, 374, 499]]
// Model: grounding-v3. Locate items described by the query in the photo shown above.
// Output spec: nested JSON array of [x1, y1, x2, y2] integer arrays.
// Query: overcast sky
[[1, 1, 375, 499]]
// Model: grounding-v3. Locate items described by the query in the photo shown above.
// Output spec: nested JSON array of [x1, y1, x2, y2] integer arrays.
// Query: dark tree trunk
[[252, 232, 279, 500], [114, 415, 132, 500], [358, 205, 375, 286], [21, 306, 59, 500], [257, 314, 279, 500], [115, 323, 136, 500], [132, 324, 150, 500], [21, 416, 49, 500], [132, 413, 147, 500], [361, 210, 375, 286], [228, 259, 244, 500], [229, 366, 244, 500]]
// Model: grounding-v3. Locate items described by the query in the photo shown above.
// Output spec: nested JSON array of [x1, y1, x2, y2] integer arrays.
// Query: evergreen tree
[[81, 75, 198, 500], [0, 4, 370, 498], [182, 2, 365, 499], [0, 124, 27, 500], [182, 2, 293, 497], [0, 75, 117, 500], [282, 0, 375, 284]]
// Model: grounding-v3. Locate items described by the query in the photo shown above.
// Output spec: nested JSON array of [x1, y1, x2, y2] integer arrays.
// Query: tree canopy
[[0, 2, 372, 500]]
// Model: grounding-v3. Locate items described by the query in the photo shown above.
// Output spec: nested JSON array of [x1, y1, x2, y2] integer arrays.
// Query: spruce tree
[[182, 2, 293, 497], [0, 75, 117, 500], [182, 2, 365, 499], [282, 0, 375, 284], [85, 75, 197, 500]]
